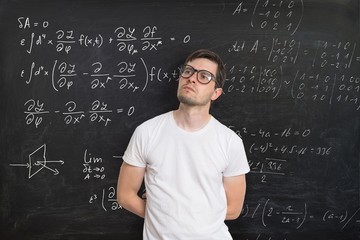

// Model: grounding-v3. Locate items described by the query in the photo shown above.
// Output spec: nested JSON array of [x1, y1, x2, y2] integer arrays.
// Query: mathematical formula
[[87, 185, 360, 233], [233, 0, 304, 36], [18, 17, 190, 55], [21, 59, 179, 92], [242, 198, 360, 231], [226, 65, 359, 111], [24, 98, 136, 127], [15, 13, 360, 115]]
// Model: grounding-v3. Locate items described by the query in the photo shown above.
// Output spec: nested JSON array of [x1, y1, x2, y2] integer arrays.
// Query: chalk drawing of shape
[[28, 144, 48, 178], [10, 144, 64, 179]]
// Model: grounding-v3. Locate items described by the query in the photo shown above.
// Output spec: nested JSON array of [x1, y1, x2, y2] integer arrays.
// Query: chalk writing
[[24, 99, 136, 127], [249, 157, 287, 183], [232, 0, 304, 36], [17, 16, 360, 113], [230, 126, 312, 139], [21, 59, 179, 93], [83, 149, 106, 180], [248, 142, 332, 156], [89, 186, 122, 212], [18, 16, 189, 55], [241, 200, 360, 232], [9, 144, 64, 178], [245, 234, 287, 240], [241, 198, 310, 229], [226, 65, 359, 110]]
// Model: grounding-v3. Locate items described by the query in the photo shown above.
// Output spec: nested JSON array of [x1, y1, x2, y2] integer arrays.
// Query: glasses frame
[[180, 64, 218, 86]]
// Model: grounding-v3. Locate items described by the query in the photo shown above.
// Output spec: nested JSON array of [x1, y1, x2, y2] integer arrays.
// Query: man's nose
[[188, 72, 197, 83]]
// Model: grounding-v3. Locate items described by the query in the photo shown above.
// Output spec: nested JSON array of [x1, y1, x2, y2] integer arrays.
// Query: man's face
[[177, 58, 221, 107]]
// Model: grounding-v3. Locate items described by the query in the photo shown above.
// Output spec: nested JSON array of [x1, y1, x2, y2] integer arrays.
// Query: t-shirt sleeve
[[122, 125, 147, 168], [223, 134, 250, 177]]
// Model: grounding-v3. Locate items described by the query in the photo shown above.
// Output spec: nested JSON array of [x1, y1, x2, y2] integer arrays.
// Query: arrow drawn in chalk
[[9, 144, 64, 179]]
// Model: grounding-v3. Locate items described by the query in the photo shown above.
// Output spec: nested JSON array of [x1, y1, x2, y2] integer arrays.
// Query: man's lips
[[182, 85, 195, 92]]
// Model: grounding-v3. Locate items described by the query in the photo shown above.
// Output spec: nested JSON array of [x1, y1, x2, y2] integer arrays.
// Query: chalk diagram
[[9, 144, 64, 178]]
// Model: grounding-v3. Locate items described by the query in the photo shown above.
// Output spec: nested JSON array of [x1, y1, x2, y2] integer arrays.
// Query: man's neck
[[173, 104, 211, 132]]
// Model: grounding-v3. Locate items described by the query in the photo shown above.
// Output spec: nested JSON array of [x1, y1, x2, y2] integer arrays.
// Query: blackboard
[[0, 0, 359, 239]]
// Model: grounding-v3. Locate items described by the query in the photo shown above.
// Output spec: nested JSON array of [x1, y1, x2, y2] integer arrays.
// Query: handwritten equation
[[228, 38, 359, 70], [229, 126, 333, 183], [247, 142, 332, 156], [226, 64, 359, 111], [16, 16, 360, 114], [21, 58, 179, 92], [83, 149, 106, 180], [233, 0, 304, 36], [18, 17, 190, 55], [231, 126, 332, 156], [242, 198, 360, 231], [89, 186, 122, 212], [24, 98, 136, 127], [249, 157, 288, 183], [87, 186, 360, 234]]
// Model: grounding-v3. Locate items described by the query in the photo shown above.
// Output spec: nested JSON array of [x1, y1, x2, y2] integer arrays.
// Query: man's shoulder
[[137, 111, 172, 130], [212, 117, 243, 141], [212, 117, 234, 133]]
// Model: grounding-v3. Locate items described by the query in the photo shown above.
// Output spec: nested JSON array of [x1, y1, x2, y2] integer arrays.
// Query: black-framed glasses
[[179, 65, 216, 85]]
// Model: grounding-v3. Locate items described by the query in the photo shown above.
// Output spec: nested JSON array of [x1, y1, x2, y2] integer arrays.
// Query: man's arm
[[223, 174, 247, 220], [117, 162, 146, 218]]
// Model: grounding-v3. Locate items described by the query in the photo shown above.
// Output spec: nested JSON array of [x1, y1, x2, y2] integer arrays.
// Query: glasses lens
[[181, 65, 194, 78], [197, 70, 213, 83]]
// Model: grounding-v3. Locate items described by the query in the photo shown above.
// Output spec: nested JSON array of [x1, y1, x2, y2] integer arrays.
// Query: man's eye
[[200, 72, 210, 80], [184, 69, 193, 74]]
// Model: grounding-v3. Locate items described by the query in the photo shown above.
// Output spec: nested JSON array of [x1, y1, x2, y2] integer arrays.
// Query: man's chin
[[177, 95, 197, 106]]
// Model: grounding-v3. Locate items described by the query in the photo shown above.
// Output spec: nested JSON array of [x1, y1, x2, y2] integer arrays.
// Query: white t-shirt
[[122, 111, 250, 240]]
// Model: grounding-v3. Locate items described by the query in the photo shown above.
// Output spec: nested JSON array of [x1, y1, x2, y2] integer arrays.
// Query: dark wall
[[0, 0, 359, 239]]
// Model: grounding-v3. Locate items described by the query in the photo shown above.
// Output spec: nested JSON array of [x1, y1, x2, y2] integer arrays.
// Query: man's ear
[[211, 88, 223, 101]]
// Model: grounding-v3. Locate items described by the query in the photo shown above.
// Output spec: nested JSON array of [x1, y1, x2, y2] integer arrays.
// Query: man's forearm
[[118, 194, 146, 218], [225, 202, 243, 220]]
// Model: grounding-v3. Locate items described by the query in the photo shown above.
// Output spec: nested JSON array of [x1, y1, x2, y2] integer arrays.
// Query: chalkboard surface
[[1, 0, 359, 239]]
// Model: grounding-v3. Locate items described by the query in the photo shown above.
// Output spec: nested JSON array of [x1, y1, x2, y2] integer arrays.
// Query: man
[[117, 49, 250, 239]]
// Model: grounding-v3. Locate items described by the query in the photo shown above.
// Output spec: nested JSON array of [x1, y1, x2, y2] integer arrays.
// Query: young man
[[117, 49, 250, 239]]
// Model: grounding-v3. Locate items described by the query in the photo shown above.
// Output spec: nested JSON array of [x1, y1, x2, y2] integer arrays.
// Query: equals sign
[[356, 57, 360, 62], [116, 109, 124, 113]]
